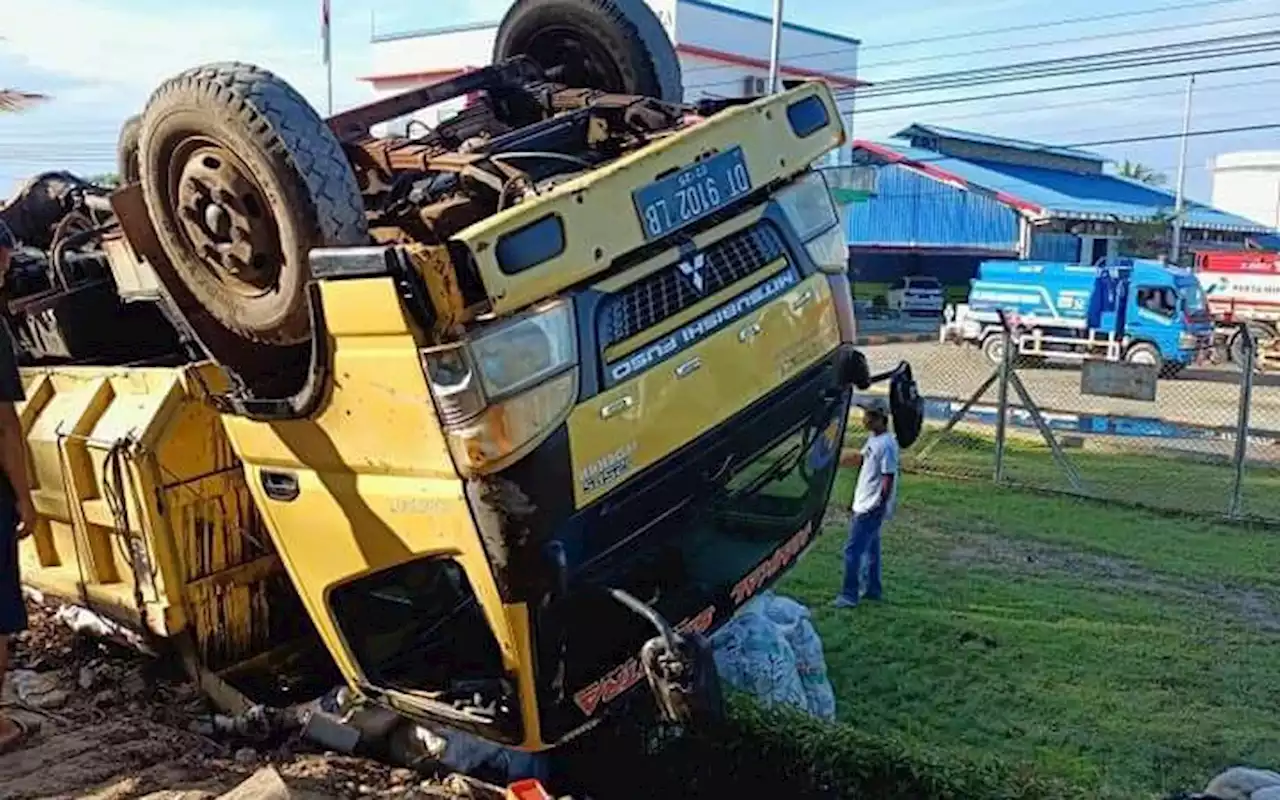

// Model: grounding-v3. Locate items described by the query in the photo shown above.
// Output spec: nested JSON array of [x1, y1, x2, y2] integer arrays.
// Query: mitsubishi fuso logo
[[677, 252, 708, 295]]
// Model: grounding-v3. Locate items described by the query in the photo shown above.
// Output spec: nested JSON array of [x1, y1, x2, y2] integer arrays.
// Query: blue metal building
[[843, 124, 1276, 285]]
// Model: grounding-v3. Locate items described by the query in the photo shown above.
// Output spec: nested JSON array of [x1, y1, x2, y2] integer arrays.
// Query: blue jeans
[[840, 505, 885, 603], [0, 502, 25, 636]]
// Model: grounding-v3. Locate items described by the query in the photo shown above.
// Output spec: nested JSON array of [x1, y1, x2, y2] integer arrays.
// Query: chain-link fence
[[858, 319, 1280, 524]]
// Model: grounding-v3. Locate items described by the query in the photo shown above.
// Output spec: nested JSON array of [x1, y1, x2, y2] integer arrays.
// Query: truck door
[[1132, 284, 1179, 354]]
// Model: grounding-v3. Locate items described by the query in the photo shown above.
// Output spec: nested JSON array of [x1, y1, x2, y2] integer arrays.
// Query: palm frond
[[0, 89, 48, 113]]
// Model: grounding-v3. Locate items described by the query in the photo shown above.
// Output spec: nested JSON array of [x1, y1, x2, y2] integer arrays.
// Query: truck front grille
[[598, 223, 785, 348]]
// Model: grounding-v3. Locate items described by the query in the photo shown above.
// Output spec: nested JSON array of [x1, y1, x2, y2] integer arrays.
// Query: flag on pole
[[321, 0, 332, 65]]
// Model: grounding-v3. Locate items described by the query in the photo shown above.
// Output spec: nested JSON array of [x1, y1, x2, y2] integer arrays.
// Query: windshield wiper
[[721, 441, 806, 502]]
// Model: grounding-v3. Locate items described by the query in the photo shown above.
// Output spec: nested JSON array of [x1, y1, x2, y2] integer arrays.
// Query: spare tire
[[494, 0, 683, 103], [118, 115, 142, 185], [138, 62, 368, 346]]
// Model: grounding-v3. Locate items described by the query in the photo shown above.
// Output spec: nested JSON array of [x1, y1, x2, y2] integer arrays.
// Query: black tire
[[1229, 325, 1273, 369], [494, 0, 683, 103], [118, 114, 142, 185], [1124, 342, 1163, 373], [982, 333, 1006, 366], [138, 62, 368, 346]]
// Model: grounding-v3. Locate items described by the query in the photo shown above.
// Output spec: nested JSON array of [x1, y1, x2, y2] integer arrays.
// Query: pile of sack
[[708, 591, 836, 721], [1170, 767, 1280, 800]]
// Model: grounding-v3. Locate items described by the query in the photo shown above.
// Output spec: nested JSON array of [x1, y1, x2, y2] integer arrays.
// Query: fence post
[[993, 320, 1013, 484], [1229, 327, 1255, 519]]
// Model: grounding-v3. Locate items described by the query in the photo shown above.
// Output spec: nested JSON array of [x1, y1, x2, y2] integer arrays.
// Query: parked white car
[[886, 275, 945, 316]]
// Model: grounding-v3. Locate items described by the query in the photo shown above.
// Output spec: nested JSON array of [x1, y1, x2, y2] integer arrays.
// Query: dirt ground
[[0, 599, 457, 800]]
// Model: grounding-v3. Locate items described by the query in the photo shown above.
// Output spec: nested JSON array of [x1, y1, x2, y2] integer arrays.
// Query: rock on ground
[[0, 598, 453, 800]]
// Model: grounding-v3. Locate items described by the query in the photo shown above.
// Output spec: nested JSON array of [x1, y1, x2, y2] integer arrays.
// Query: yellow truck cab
[[6, 0, 920, 759], [219, 84, 867, 750]]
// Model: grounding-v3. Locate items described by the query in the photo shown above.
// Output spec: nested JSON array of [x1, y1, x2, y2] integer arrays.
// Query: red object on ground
[[506, 779, 554, 800]]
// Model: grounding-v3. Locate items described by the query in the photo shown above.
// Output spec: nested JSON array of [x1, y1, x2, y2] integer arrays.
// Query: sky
[[2, 0, 1279, 202]]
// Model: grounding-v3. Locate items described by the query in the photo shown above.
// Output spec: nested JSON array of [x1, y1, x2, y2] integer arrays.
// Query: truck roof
[[976, 258, 1194, 287]]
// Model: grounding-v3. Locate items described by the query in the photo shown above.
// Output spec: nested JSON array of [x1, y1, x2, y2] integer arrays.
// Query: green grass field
[[775, 468, 1280, 799]]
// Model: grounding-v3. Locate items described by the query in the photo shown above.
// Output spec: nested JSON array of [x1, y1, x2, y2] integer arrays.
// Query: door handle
[[600, 395, 634, 419], [261, 470, 299, 502], [674, 356, 703, 379]]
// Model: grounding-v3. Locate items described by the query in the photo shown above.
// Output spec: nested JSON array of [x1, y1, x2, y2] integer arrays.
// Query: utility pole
[[1170, 73, 1196, 265], [768, 0, 784, 93], [322, 0, 334, 116]]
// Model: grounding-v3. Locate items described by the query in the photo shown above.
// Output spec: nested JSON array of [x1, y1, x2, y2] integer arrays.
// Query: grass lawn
[[776, 469, 1280, 799]]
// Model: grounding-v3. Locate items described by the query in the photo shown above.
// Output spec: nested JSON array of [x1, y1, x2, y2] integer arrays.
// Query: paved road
[[859, 340, 1280, 433]]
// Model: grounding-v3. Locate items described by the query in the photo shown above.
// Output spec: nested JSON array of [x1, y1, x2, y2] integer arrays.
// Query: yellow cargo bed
[[14, 363, 305, 682]]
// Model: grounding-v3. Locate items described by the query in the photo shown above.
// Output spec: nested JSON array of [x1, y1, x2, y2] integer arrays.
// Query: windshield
[[535, 400, 845, 740], [1179, 281, 1208, 313]]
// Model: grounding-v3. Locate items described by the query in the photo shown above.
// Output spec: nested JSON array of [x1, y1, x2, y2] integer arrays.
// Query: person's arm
[[0, 403, 33, 538], [0, 320, 34, 539], [877, 443, 899, 508]]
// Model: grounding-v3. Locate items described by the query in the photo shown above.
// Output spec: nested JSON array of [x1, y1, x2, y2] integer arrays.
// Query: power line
[[857, 10, 1280, 72], [847, 60, 1280, 114], [939, 101, 1280, 148], [862, 0, 1254, 51], [689, 28, 1280, 96], [909, 74, 1280, 127], [842, 31, 1280, 97], [1065, 123, 1280, 149], [678, 0, 1257, 76]]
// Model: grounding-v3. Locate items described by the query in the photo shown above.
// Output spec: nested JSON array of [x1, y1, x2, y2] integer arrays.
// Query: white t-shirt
[[852, 431, 899, 518]]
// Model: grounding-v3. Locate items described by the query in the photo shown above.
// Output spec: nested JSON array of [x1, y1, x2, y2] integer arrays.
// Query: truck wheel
[[138, 62, 368, 346], [117, 115, 142, 185], [1125, 342, 1163, 373], [982, 333, 1007, 366], [494, 0, 683, 103], [1229, 325, 1273, 369]]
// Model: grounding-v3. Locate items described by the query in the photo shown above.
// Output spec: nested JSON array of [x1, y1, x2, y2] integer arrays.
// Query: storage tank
[[1210, 151, 1280, 229]]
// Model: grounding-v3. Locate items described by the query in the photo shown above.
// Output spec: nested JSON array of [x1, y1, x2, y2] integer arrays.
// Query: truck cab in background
[[941, 258, 1214, 377]]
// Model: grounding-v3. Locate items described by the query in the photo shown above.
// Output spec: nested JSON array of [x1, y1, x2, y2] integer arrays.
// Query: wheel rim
[[1129, 349, 1156, 365], [165, 135, 283, 300], [986, 339, 1004, 363], [519, 26, 628, 93]]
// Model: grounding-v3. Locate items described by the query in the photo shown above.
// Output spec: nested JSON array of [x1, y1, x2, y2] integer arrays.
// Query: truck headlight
[[776, 171, 847, 274], [804, 225, 849, 276], [422, 300, 578, 474]]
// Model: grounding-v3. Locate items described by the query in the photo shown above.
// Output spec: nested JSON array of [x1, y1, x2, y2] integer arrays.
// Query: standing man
[[835, 396, 899, 609], [0, 218, 37, 753]]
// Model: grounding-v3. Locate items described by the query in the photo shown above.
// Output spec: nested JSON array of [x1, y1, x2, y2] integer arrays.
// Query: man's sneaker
[[832, 595, 859, 609]]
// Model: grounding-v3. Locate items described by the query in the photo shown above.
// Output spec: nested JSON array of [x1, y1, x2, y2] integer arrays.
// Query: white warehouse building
[[1211, 150, 1280, 230], [361, 0, 863, 162]]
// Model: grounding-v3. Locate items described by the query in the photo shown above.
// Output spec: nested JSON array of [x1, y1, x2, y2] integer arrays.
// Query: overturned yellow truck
[[5, 0, 919, 757]]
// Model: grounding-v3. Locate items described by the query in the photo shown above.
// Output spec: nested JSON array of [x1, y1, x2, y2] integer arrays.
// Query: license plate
[[632, 147, 753, 241]]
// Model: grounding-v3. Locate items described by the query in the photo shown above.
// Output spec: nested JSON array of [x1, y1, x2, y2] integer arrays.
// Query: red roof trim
[[853, 139, 1044, 215], [675, 43, 867, 87]]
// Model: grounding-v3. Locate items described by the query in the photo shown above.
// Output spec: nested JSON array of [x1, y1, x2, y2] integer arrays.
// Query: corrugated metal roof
[[895, 124, 1105, 164], [854, 140, 1276, 234]]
